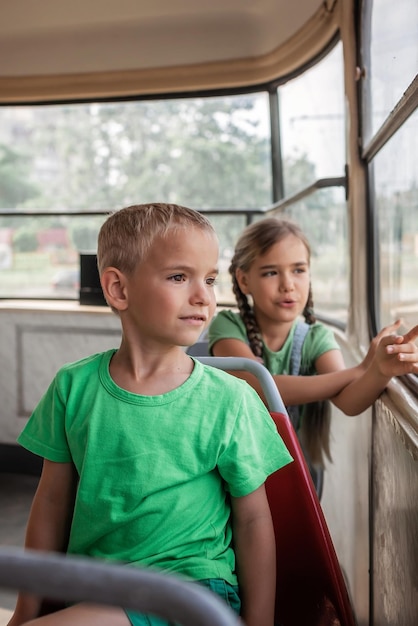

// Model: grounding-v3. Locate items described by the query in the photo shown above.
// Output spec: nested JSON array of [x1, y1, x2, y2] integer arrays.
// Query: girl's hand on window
[[361, 319, 403, 371], [374, 324, 418, 378]]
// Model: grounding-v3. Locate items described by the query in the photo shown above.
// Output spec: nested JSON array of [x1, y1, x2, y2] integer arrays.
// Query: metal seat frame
[[198, 356, 357, 626]]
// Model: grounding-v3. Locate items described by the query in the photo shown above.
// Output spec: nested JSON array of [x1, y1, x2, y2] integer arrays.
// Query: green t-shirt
[[18, 351, 292, 585], [208, 310, 340, 376]]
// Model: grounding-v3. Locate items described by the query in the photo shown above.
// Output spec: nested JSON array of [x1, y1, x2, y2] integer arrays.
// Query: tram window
[[278, 41, 347, 323], [368, 0, 418, 140], [0, 94, 271, 211], [372, 110, 418, 330], [279, 42, 345, 190], [0, 93, 271, 300], [206, 213, 247, 305], [282, 185, 348, 324], [0, 214, 105, 299]]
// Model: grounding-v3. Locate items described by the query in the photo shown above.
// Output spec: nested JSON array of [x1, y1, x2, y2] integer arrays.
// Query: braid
[[230, 271, 263, 358], [303, 284, 316, 324], [299, 400, 332, 468], [301, 289, 330, 468]]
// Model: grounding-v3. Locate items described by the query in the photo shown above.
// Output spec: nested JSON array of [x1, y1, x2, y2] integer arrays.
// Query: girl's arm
[[212, 323, 418, 413], [327, 325, 418, 415], [7, 459, 78, 626], [231, 485, 276, 626], [212, 337, 359, 406]]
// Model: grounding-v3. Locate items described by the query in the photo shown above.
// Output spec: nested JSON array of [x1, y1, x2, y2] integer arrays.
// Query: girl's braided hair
[[230, 217, 330, 469]]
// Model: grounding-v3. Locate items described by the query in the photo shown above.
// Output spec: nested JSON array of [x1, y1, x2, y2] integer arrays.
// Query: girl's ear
[[100, 267, 128, 311], [235, 268, 251, 295]]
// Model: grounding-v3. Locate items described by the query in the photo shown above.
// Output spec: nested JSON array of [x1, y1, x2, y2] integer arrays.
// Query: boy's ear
[[100, 267, 128, 311], [235, 268, 251, 295]]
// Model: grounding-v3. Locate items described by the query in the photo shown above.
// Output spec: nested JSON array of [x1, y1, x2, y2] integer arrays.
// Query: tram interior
[[1, 1, 417, 625]]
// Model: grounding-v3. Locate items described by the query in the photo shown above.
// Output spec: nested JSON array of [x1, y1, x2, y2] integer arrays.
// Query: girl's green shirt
[[208, 310, 340, 376]]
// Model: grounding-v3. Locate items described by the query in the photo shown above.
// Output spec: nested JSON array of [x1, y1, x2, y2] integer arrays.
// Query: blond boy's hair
[[97, 203, 215, 275]]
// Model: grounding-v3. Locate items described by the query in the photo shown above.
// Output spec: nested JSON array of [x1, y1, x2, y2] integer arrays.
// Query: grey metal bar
[[264, 176, 347, 214], [269, 89, 284, 204], [0, 547, 239, 626], [362, 74, 418, 162], [0, 207, 264, 217], [197, 356, 287, 414], [0, 176, 347, 221]]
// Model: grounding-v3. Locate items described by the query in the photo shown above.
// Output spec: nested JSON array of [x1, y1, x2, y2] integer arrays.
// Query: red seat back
[[267, 411, 357, 626]]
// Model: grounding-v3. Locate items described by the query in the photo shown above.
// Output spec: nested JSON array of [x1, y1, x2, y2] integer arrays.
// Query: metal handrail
[[0, 547, 239, 626], [0, 176, 347, 219], [265, 175, 347, 214], [362, 75, 418, 162], [197, 356, 287, 414]]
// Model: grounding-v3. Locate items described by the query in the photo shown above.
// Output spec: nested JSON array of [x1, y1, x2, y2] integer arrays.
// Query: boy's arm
[[231, 484, 276, 626], [7, 459, 78, 626]]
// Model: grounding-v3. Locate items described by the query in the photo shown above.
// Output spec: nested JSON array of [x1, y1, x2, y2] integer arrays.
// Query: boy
[[7, 204, 292, 626]]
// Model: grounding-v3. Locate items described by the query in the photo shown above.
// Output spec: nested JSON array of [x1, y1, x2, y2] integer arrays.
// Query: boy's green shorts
[[125, 578, 240, 625]]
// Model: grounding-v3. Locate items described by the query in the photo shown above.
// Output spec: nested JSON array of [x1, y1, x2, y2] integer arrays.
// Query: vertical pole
[[269, 89, 284, 204]]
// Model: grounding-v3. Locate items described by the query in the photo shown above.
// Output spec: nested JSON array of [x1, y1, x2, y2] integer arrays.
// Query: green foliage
[[70, 222, 100, 252], [0, 97, 323, 254], [1, 97, 272, 212], [283, 153, 317, 196], [0, 144, 39, 207], [12, 227, 38, 252]]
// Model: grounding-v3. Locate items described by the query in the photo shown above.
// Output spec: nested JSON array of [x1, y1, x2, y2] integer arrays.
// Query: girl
[[208, 217, 418, 484]]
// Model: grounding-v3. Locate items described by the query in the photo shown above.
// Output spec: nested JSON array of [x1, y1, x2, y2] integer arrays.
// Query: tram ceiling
[[0, 0, 338, 102]]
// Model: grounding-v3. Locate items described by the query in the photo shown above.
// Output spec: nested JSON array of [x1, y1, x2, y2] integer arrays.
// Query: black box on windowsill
[[79, 252, 108, 306]]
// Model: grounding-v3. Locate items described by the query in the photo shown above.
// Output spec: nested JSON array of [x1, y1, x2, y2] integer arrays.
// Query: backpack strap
[[290, 321, 310, 376], [287, 321, 310, 429], [286, 321, 325, 499]]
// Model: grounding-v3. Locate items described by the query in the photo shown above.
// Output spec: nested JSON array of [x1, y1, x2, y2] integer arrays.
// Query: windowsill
[[0, 299, 111, 314]]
